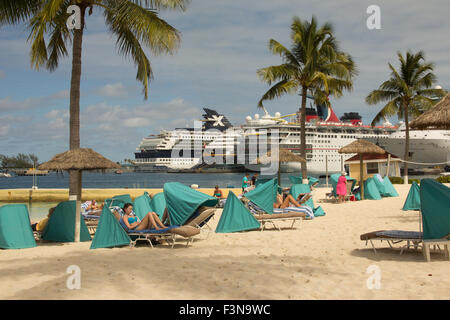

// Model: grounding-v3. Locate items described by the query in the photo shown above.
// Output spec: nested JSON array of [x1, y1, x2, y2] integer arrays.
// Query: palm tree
[[366, 51, 445, 183], [1, 0, 187, 200], [257, 16, 357, 181]]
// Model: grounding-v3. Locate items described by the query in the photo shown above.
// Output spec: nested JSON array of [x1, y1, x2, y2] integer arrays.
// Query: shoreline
[[0, 188, 243, 202]]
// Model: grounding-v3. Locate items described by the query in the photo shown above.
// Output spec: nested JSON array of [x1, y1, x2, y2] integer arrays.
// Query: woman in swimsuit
[[121, 203, 167, 231]]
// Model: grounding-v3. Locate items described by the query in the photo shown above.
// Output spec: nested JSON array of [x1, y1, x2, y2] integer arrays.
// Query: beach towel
[[273, 206, 314, 219]]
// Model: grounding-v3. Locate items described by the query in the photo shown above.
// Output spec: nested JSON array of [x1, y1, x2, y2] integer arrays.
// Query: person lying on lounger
[[81, 200, 104, 215], [273, 192, 311, 209], [117, 203, 167, 231], [31, 207, 56, 232]]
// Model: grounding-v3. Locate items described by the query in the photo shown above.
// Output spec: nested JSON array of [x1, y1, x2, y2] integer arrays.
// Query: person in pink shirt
[[336, 171, 348, 203]]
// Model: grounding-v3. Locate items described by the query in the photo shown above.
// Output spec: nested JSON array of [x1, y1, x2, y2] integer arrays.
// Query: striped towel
[[273, 206, 314, 219]]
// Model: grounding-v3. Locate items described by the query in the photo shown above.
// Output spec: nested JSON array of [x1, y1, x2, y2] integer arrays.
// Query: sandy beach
[[0, 184, 449, 300]]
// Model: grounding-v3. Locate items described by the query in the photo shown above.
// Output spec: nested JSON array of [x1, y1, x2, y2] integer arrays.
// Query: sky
[[0, 0, 449, 163]]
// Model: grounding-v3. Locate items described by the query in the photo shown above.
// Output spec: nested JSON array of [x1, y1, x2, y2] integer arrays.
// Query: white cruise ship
[[133, 103, 449, 174]]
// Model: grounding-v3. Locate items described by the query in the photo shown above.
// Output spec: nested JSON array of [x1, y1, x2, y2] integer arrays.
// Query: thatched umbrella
[[257, 148, 306, 186], [39, 148, 120, 242], [338, 140, 385, 200], [410, 93, 450, 130]]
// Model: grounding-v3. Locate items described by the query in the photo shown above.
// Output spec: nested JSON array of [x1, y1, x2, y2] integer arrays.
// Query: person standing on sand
[[242, 173, 251, 193], [336, 171, 348, 203]]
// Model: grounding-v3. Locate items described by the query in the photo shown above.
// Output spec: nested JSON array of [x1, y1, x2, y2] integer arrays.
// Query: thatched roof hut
[[257, 148, 306, 165], [338, 139, 386, 155], [39, 148, 120, 171], [338, 140, 385, 200], [256, 149, 305, 186], [410, 93, 450, 130]]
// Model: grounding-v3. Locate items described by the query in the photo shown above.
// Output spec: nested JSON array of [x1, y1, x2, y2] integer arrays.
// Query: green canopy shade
[[363, 178, 382, 200], [90, 206, 131, 249], [246, 178, 278, 214], [0, 204, 36, 249], [133, 192, 153, 220], [329, 173, 357, 197], [290, 184, 326, 217], [215, 192, 260, 233], [105, 194, 133, 208], [373, 176, 387, 196], [420, 179, 450, 240], [150, 193, 167, 219], [164, 182, 218, 226], [402, 181, 421, 211], [382, 176, 399, 197], [42, 201, 91, 242], [289, 176, 319, 188]]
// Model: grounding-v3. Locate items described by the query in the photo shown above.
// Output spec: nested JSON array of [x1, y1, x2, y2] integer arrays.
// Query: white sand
[[0, 184, 449, 300]]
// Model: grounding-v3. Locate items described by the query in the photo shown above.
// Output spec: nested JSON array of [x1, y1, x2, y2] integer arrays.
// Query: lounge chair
[[111, 208, 200, 248], [360, 179, 450, 261], [184, 206, 216, 238]]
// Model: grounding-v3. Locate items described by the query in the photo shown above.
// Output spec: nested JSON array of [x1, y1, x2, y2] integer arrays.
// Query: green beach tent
[[105, 194, 133, 208], [402, 181, 421, 211], [90, 206, 131, 249], [420, 179, 450, 240], [361, 178, 382, 200], [0, 204, 37, 249], [42, 200, 91, 242], [164, 182, 218, 226], [245, 178, 278, 214], [373, 175, 387, 196], [290, 184, 326, 217], [382, 176, 399, 197], [308, 176, 320, 188], [150, 192, 167, 219], [289, 176, 319, 188], [215, 192, 260, 233], [133, 192, 153, 220]]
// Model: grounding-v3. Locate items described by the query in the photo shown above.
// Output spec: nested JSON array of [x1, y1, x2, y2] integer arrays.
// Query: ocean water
[[0, 171, 308, 189]]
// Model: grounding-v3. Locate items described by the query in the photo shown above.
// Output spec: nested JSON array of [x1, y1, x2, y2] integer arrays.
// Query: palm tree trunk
[[403, 100, 409, 184], [300, 86, 307, 182], [68, 4, 86, 198], [68, 4, 86, 243]]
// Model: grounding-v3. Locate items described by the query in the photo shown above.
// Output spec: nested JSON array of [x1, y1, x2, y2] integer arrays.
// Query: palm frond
[[257, 79, 299, 108]]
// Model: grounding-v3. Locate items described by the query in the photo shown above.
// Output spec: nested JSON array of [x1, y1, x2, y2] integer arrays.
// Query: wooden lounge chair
[[242, 198, 308, 231], [111, 208, 200, 248], [360, 230, 450, 261]]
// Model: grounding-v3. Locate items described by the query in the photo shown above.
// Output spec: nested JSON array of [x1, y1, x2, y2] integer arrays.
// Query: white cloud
[[0, 90, 69, 112], [95, 82, 129, 98]]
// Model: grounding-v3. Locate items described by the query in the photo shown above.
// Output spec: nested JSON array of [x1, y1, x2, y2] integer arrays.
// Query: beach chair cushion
[[360, 230, 423, 241], [169, 225, 200, 237], [254, 212, 306, 220], [273, 206, 314, 219]]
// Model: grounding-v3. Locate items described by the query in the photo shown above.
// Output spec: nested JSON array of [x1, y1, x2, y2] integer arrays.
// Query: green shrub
[[388, 177, 420, 184], [389, 176, 404, 184], [436, 176, 450, 183]]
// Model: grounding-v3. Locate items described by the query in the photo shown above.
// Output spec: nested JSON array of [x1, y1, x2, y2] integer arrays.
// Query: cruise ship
[[133, 103, 404, 174]]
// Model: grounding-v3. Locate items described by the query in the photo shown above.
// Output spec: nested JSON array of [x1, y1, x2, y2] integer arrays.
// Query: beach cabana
[[150, 193, 167, 219], [338, 140, 385, 200], [355, 177, 382, 200], [245, 179, 278, 214], [256, 149, 306, 187], [39, 148, 120, 242], [163, 182, 218, 226], [410, 93, 450, 130], [133, 192, 153, 220], [42, 200, 91, 242], [105, 194, 133, 208], [402, 181, 421, 211], [290, 184, 325, 216], [0, 204, 36, 249], [215, 192, 260, 233], [345, 152, 401, 181], [289, 176, 319, 188]]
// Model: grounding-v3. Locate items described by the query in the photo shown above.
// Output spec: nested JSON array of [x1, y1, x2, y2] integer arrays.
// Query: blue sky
[[0, 0, 449, 163]]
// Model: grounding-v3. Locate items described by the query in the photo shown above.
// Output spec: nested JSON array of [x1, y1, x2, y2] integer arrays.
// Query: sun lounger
[[184, 206, 217, 238], [360, 179, 450, 261], [112, 208, 200, 248]]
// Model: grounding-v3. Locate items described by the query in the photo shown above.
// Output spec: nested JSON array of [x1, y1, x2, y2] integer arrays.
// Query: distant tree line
[[0, 153, 39, 169]]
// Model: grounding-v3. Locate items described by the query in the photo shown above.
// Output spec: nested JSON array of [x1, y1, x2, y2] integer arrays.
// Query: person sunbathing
[[118, 203, 167, 231], [31, 207, 56, 232], [273, 193, 311, 209], [81, 200, 104, 215]]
